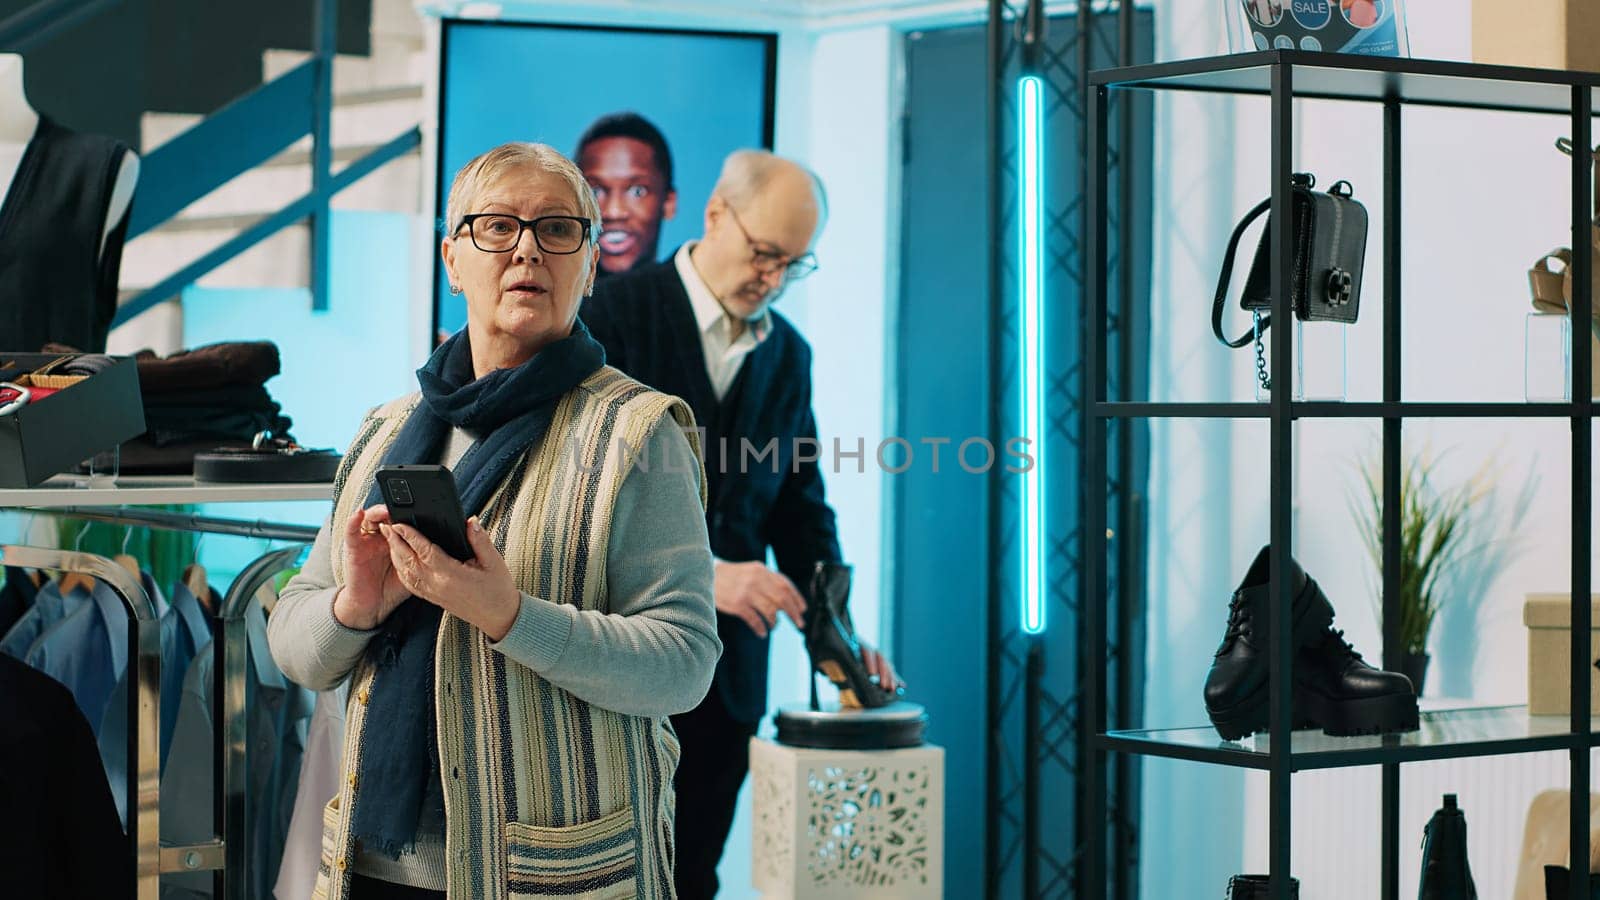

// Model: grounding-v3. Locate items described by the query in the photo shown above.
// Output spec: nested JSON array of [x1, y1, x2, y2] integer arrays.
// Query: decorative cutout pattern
[[751, 741, 944, 899], [803, 764, 934, 889]]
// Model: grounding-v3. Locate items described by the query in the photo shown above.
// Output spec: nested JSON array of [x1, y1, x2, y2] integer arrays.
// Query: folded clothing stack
[[49, 341, 295, 475]]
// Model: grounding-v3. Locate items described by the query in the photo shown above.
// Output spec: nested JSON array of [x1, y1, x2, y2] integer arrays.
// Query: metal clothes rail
[[2, 506, 319, 900], [29, 505, 320, 543]]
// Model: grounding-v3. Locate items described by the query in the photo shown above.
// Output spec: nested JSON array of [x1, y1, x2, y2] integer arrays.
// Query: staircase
[[110, 0, 427, 356]]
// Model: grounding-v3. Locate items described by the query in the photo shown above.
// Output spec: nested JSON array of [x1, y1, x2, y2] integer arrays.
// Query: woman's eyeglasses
[[457, 214, 595, 255]]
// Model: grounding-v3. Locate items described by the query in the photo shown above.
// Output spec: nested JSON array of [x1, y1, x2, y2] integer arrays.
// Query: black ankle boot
[[1295, 627, 1419, 736], [1204, 546, 1335, 740], [803, 562, 898, 709], [1544, 865, 1600, 899], [1226, 874, 1298, 899], [1418, 794, 1477, 899]]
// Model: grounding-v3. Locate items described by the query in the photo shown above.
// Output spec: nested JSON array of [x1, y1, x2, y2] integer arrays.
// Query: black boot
[[803, 562, 899, 709], [1226, 874, 1298, 899], [1295, 626, 1419, 736], [1418, 794, 1477, 899], [1204, 546, 1335, 740], [1544, 865, 1600, 899]]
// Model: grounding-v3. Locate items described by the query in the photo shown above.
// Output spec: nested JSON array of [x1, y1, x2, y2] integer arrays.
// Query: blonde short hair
[[443, 142, 601, 239]]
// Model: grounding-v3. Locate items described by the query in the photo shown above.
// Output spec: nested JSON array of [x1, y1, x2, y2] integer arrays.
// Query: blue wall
[[896, 24, 991, 899], [180, 210, 419, 584]]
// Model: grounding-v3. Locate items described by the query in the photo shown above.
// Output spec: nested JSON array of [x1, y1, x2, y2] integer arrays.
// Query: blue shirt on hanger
[[0, 580, 88, 660], [161, 581, 213, 756], [99, 571, 205, 825], [23, 580, 129, 737], [161, 593, 314, 900], [0, 566, 38, 637]]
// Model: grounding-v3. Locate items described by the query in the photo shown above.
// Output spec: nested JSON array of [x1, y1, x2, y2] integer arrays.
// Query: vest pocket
[[505, 806, 639, 900], [311, 793, 343, 899]]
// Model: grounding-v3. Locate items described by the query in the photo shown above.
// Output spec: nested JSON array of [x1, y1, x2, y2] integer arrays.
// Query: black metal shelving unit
[[1082, 50, 1600, 900]]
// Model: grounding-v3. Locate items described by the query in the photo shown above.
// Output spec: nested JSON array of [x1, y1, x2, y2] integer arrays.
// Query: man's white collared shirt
[[675, 243, 770, 401]]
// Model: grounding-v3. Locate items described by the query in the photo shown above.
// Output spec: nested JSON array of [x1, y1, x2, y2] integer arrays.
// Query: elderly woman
[[268, 142, 718, 900]]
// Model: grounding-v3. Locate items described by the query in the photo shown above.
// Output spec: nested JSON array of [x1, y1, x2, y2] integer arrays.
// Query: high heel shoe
[[803, 561, 900, 710]]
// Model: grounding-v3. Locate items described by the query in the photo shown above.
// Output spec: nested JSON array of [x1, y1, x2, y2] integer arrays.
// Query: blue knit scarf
[[349, 320, 604, 859]]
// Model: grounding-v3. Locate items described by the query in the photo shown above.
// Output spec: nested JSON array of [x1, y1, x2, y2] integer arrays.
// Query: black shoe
[[1204, 547, 1335, 740], [803, 562, 899, 710], [1226, 874, 1298, 899], [1544, 865, 1600, 899], [1295, 626, 1419, 737], [1418, 794, 1477, 899]]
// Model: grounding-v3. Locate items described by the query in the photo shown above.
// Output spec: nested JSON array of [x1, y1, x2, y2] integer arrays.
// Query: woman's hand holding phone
[[379, 516, 522, 642], [333, 504, 413, 630]]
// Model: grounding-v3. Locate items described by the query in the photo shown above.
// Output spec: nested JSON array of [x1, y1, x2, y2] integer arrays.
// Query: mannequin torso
[[0, 53, 137, 262]]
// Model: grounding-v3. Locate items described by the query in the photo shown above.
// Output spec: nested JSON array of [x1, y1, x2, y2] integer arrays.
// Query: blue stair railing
[[116, 0, 421, 322], [0, 0, 421, 326], [0, 0, 121, 51]]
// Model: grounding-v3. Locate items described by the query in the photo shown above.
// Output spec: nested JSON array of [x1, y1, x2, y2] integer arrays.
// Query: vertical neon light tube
[[1019, 75, 1045, 635]]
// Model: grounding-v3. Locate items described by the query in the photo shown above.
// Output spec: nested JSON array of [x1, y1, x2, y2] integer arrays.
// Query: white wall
[[724, 22, 901, 900], [1140, 0, 1248, 894]]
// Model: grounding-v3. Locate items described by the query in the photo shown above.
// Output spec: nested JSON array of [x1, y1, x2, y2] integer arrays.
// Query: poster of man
[[434, 21, 774, 340], [576, 112, 678, 278]]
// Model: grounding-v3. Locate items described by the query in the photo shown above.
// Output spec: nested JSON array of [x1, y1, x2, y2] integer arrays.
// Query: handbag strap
[[1212, 195, 1273, 348]]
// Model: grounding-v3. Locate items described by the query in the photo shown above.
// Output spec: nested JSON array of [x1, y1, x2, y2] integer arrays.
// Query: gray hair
[[443, 142, 602, 239], [712, 149, 828, 227]]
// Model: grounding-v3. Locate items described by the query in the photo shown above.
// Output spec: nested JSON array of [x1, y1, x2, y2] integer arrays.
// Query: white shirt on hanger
[[675, 242, 770, 401]]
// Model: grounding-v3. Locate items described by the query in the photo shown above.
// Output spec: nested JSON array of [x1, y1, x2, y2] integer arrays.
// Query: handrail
[[126, 61, 321, 240], [0, 0, 121, 52], [116, 125, 421, 325], [0, 543, 160, 900]]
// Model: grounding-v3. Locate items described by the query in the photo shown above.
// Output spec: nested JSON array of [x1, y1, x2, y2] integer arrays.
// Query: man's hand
[[713, 560, 807, 638], [859, 642, 903, 693]]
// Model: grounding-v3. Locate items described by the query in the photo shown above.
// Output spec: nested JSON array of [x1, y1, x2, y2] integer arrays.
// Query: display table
[[749, 736, 944, 899]]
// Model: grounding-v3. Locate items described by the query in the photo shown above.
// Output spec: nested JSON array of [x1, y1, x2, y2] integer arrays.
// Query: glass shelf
[[1100, 705, 1588, 771], [1093, 401, 1578, 420], [0, 475, 332, 507], [1089, 50, 1600, 116]]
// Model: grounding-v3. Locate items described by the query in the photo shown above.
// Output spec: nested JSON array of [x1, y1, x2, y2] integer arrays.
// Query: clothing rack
[[1, 504, 320, 900], [0, 543, 160, 893]]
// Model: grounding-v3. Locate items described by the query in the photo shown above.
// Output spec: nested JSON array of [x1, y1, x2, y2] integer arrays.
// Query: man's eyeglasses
[[456, 214, 595, 255], [725, 205, 818, 281]]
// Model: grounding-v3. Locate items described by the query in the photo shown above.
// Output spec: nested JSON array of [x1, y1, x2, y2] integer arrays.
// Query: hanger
[[183, 533, 210, 611], [58, 521, 95, 594], [112, 525, 140, 580], [18, 510, 41, 587], [256, 576, 279, 617]]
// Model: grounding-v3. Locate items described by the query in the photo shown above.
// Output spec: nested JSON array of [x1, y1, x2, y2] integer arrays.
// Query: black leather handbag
[[1212, 173, 1369, 389]]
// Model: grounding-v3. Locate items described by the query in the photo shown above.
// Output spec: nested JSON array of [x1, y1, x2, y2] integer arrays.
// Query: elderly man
[[582, 149, 900, 898], [575, 112, 677, 277]]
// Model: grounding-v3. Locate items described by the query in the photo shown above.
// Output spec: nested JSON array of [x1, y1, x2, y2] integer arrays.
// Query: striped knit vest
[[312, 367, 701, 900]]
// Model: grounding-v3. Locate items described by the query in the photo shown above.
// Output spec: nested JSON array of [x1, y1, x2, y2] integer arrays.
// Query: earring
[[449, 284, 462, 295]]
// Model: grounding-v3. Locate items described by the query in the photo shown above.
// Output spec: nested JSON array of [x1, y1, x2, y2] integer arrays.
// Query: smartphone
[[374, 464, 474, 561]]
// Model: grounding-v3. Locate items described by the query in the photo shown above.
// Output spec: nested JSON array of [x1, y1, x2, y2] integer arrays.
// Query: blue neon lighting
[[1019, 75, 1045, 635]]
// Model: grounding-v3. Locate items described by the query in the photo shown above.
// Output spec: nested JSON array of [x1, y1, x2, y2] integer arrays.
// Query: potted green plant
[[1352, 452, 1488, 696]]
